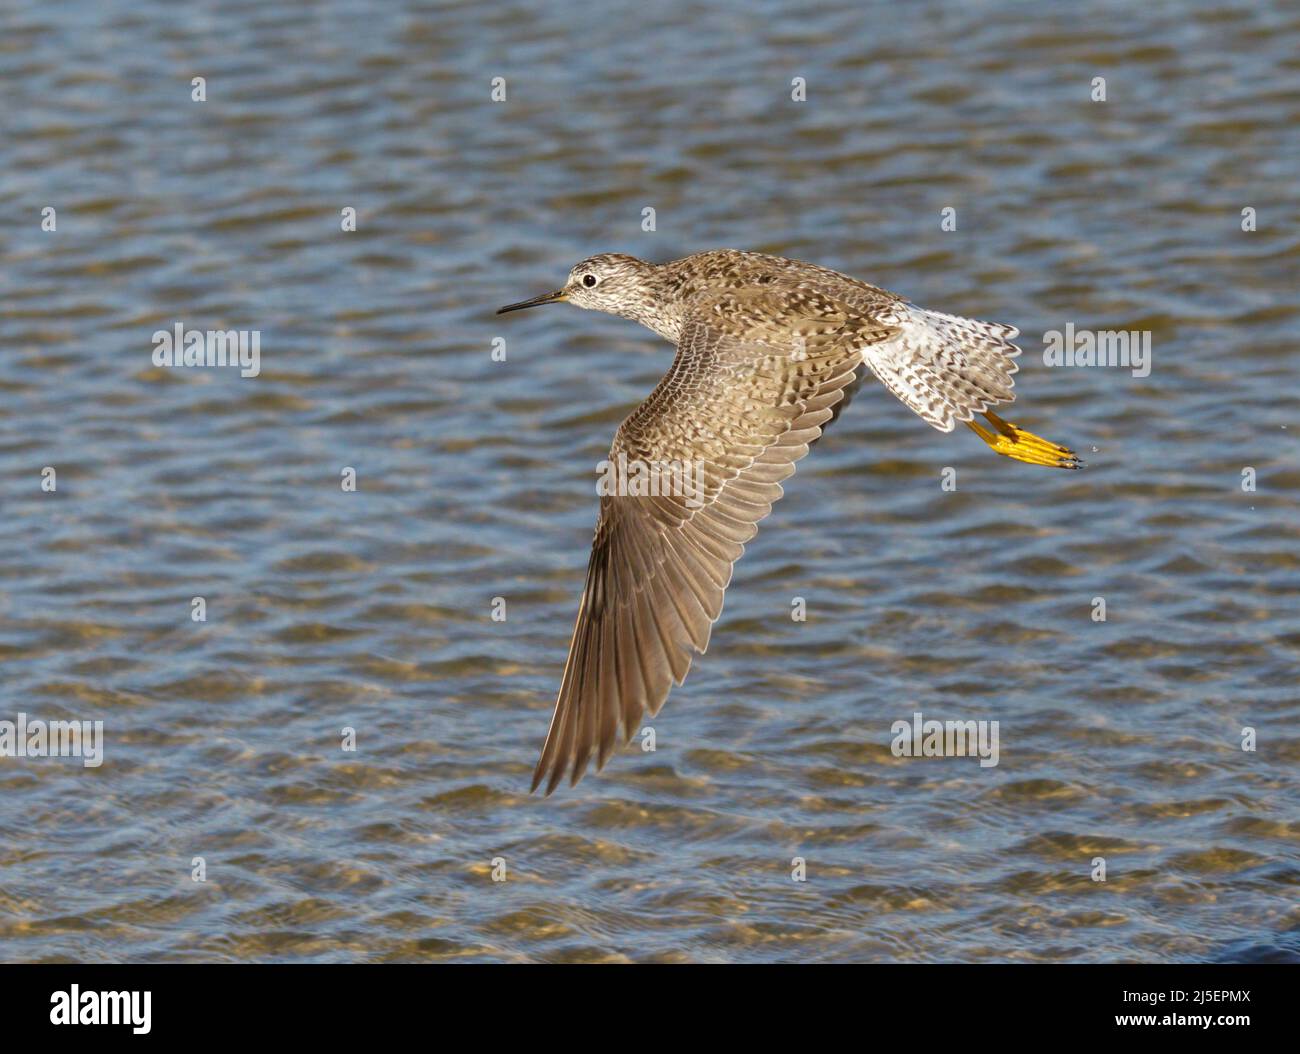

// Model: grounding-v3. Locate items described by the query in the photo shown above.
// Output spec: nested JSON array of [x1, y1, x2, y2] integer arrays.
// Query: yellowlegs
[[498, 250, 1080, 794]]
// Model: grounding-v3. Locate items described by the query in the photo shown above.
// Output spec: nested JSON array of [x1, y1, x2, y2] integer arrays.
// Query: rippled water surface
[[1, 0, 1297, 963]]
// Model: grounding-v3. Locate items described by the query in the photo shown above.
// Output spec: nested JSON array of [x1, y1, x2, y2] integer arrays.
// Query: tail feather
[[861, 304, 1020, 432]]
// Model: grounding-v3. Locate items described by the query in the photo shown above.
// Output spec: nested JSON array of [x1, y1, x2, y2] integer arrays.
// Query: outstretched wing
[[533, 291, 868, 794], [860, 303, 1021, 432]]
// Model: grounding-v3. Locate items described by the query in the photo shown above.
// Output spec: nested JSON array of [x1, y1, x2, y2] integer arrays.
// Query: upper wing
[[736, 258, 1022, 434], [533, 291, 868, 794], [859, 303, 1021, 432]]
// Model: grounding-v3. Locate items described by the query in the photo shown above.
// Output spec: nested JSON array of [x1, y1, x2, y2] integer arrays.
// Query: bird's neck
[[621, 266, 683, 344]]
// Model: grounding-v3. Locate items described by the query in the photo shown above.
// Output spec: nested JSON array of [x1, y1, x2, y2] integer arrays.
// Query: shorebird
[[498, 250, 1080, 794]]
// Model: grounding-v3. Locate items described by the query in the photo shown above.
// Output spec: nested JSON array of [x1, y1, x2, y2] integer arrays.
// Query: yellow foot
[[966, 409, 1083, 469]]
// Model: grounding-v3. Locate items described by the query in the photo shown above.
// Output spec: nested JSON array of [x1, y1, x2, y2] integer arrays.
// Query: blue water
[[0, 0, 1296, 962]]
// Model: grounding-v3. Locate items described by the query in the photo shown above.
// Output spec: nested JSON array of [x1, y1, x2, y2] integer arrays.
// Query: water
[[0, 0, 1297, 963]]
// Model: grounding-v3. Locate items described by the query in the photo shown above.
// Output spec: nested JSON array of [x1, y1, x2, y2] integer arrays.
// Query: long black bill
[[496, 289, 566, 314]]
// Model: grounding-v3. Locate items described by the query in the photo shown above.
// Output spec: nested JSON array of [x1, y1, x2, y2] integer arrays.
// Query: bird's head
[[497, 253, 658, 320]]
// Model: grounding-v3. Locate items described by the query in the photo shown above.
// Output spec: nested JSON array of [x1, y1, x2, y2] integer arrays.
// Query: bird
[[497, 250, 1080, 795]]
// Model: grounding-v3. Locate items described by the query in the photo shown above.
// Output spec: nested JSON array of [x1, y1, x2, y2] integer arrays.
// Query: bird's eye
[[582, 274, 597, 288]]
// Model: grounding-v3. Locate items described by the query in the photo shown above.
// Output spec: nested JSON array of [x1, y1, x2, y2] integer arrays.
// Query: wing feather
[[532, 291, 868, 793]]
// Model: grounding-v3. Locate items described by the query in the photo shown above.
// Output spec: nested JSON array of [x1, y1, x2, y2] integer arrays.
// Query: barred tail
[[862, 305, 1021, 433], [863, 305, 1081, 469]]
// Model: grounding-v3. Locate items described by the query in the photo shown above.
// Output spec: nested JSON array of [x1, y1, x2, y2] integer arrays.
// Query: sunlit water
[[0, 0, 1297, 963]]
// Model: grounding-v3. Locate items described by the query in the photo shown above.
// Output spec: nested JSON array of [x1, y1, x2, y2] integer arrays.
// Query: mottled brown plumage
[[497, 250, 1079, 795]]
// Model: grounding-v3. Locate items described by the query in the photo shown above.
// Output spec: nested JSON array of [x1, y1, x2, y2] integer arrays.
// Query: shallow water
[[0, 0, 1297, 962]]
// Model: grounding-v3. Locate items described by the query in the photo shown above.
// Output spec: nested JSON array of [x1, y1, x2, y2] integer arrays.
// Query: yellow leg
[[965, 409, 1083, 469]]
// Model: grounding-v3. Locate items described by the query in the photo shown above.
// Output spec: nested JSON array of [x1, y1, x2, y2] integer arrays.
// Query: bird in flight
[[497, 250, 1080, 795]]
